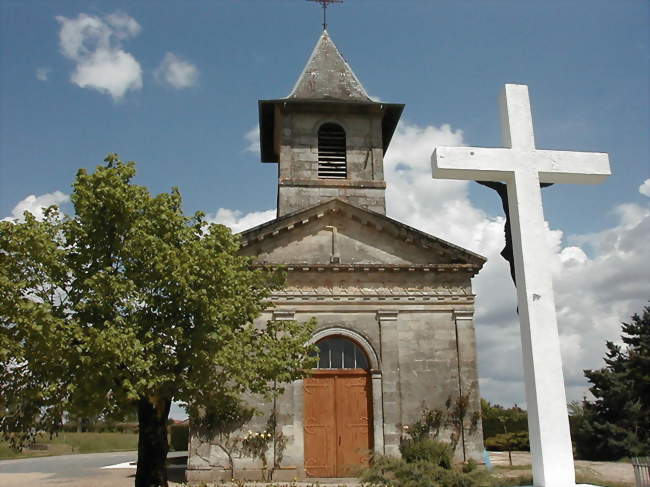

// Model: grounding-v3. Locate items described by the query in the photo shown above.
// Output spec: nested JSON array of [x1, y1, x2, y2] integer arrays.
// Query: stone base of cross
[[432, 84, 610, 487]]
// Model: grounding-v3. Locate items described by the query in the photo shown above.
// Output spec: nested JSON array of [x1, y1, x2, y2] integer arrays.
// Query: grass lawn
[[0, 432, 138, 459]]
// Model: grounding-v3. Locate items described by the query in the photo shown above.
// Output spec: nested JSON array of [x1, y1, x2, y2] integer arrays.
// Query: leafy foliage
[[480, 399, 528, 441], [399, 439, 453, 468], [361, 400, 491, 487], [483, 432, 529, 452], [361, 439, 490, 487], [169, 423, 189, 451], [242, 428, 274, 471], [0, 155, 316, 485], [402, 396, 480, 463], [573, 304, 650, 460]]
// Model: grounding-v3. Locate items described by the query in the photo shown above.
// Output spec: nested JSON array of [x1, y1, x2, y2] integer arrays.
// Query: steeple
[[258, 32, 404, 217], [288, 30, 371, 101]]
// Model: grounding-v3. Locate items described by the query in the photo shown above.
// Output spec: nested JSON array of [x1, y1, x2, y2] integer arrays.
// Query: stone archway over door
[[304, 370, 373, 477]]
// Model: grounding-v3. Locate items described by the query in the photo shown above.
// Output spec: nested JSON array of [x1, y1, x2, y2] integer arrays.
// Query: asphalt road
[[0, 451, 187, 486]]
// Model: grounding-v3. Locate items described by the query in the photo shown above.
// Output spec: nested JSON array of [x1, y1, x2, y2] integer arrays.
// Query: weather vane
[[307, 0, 343, 30]]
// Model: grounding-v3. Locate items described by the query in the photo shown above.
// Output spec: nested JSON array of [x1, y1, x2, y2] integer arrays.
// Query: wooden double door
[[304, 370, 373, 477]]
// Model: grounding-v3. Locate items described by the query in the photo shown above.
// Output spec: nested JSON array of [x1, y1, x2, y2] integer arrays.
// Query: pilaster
[[377, 310, 401, 456], [453, 309, 484, 460]]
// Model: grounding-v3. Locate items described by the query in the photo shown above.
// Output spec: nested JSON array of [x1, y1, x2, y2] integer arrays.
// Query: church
[[187, 30, 485, 481]]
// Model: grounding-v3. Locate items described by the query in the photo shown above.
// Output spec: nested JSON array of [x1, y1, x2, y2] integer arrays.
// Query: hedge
[[169, 423, 189, 451]]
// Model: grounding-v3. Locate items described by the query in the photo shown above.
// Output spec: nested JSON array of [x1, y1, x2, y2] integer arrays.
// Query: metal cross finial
[[307, 0, 343, 30]]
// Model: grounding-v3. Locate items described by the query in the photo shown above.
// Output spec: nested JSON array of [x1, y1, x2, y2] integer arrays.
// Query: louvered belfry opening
[[318, 123, 347, 179]]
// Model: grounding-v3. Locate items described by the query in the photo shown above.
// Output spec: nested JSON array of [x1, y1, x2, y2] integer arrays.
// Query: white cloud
[[154, 52, 199, 89], [244, 126, 260, 154], [206, 208, 275, 234], [105, 12, 141, 39], [36, 67, 50, 81], [55, 12, 142, 101], [640, 178, 650, 197], [2, 191, 70, 222]]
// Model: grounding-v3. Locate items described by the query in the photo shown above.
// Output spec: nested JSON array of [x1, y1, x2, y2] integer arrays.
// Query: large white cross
[[432, 84, 610, 487]]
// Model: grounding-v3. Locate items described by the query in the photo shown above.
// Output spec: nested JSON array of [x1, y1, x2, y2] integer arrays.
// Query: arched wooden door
[[304, 336, 373, 477]]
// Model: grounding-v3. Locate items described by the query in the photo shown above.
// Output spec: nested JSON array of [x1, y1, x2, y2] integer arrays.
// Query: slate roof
[[288, 30, 371, 101], [258, 31, 404, 163]]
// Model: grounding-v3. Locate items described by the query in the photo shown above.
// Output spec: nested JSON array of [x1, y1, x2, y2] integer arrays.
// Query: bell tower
[[258, 31, 403, 217]]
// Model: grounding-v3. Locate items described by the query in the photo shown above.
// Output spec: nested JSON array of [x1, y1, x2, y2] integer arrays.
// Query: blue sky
[[1, 0, 649, 414]]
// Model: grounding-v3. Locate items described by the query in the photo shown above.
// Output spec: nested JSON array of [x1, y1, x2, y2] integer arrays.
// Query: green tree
[[574, 304, 650, 460], [0, 155, 316, 487], [480, 399, 528, 465], [480, 398, 528, 440]]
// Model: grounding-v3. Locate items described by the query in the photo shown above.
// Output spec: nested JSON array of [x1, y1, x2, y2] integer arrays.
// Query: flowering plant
[[242, 429, 273, 471]]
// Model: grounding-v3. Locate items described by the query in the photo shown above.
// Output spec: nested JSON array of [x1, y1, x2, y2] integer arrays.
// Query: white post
[[432, 84, 611, 487]]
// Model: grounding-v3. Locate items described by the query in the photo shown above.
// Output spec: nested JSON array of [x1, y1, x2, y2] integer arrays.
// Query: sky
[[1, 0, 648, 419]]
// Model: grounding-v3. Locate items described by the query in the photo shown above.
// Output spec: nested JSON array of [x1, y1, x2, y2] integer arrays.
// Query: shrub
[[400, 438, 453, 469], [484, 432, 529, 451], [169, 423, 189, 451], [461, 459, 477, 473], [480, 399, 528, 440], [361, 455, 489, 487], [362, 439, 491, 487]]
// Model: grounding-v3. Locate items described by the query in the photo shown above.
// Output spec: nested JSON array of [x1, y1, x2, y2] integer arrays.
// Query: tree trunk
[[136, 395, 171, 487]]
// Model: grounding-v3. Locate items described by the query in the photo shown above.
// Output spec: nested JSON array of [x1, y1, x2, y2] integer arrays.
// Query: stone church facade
[[187, 31, 485, 481]]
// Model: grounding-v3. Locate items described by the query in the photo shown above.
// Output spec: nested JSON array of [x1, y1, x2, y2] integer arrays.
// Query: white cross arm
[[432, 146, 611, 184]]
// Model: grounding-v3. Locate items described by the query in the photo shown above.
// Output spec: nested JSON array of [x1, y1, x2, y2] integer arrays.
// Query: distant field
[[0, 432, 138, 459]]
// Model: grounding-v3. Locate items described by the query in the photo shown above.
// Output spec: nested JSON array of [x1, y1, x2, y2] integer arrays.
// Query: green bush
[[400, 438, 453, 469], [169, 423, 189, 452], [480, 399, 528, 440], [461, 459, 477, 473], [361, 439, 491, 487], [484, 432, 529, 451], [361, 455, 490, 487], [60, 422, 138, 433]]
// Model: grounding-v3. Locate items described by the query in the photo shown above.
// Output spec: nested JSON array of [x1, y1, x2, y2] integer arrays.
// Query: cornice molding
[[252, 263, 481, 275]]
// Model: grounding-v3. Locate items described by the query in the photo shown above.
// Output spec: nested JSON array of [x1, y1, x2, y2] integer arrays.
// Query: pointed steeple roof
[[288, 30, 371, 101], [258, 31, 404, 163]]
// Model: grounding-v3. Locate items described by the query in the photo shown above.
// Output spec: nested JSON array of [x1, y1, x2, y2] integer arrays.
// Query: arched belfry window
[[314, 336, 369, 369], [318, 123, 347, 179]]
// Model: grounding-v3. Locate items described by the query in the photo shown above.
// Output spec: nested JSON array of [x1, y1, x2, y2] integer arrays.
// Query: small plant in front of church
[[360, 437, 491, 487], [241, 407, 289, 480], [401, 405, 446, 442], [362, 396, 491, 487], [400, 395, 480, 463], [242, 428, 273, 473]]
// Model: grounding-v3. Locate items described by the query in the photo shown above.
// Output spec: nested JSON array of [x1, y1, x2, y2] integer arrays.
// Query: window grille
[[318, 123, 347, 179], [314, 337, 369, 369]]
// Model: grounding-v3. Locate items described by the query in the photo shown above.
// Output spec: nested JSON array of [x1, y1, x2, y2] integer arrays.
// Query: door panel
[[304, 371, 372, 477], [304, 376, 336, 477], [336, 374, 372, 476]]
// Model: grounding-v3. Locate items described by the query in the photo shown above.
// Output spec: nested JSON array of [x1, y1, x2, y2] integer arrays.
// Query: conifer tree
[[573, 304, 650, 460]]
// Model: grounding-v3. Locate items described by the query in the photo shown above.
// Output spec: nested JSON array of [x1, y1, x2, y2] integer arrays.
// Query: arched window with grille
[[313, 336, 369, 370], [318, 123, 347, 179]]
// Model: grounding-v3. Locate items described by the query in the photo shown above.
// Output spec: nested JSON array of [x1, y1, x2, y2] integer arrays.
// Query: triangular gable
[[288, 30, 371, 101], [238, 199, 485, 272]]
